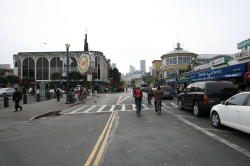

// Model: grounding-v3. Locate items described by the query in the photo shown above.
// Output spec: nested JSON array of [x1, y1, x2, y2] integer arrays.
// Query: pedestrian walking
[[13, 88, 22, 112], [56, 88, 61, 102]]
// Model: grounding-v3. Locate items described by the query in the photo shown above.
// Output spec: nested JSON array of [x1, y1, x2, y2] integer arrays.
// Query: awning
[[244, 71, 250, 79]]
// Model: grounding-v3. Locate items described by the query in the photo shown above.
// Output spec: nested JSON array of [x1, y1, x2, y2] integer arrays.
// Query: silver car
[[0, 88, 15, 97]]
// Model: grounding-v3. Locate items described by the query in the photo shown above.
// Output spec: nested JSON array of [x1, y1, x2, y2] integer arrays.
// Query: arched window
[[36, 57, 49, 80], [22, 57, 35, 78], [50, 57, 62, 75]]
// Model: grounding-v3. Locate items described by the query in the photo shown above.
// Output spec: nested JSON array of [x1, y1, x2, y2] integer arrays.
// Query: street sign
[[87, 74, 92, 81]]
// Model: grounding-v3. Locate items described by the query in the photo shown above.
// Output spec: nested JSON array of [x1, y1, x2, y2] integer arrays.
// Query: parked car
[[161, 86, 175, 100], [0, 88, 15, 97], [178, 81, 238, 117], [210, 92, 250, 134]]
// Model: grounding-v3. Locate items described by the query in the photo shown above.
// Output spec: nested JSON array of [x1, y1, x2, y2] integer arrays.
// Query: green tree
[[5, 75, 19, 85], [51, 72, 61, 81], [68, 71, 83, 81], [22, 76, 35, 82], [110, 68, 122, 91]]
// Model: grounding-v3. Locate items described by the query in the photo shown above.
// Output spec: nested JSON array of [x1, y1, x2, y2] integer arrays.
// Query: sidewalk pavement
[[0, 95, 96, 132]]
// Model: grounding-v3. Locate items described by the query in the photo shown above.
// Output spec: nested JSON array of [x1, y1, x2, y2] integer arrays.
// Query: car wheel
[[193, 102, 201, 117], [178, 100, 183, 110], [211, 112, 221, 128]]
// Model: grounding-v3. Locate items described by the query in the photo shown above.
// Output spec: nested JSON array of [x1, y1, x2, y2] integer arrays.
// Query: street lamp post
[[65, 43, 70, 104]]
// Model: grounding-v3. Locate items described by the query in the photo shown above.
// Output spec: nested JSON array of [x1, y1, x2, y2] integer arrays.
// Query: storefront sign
[[210, 57, 228, 66], [177, 76, 189, 83], [78, 54, 90, 74], [237, 38, 250, 50], [234, 49, 250, 60], [190, 63, 246, 82], [165, 78, 176, 83]]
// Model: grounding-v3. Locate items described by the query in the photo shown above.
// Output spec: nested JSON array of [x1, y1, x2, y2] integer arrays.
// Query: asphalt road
[[1, 91, 250, 166]]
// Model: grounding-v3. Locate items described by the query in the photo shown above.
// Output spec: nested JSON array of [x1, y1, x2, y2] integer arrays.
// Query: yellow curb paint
[[93, 109, 116, 166], [83, 111, 114, 166]]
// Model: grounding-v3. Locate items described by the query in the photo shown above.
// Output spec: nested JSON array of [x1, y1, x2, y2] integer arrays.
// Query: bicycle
[[148, 94, 152, 105], [135, 99, 141, 117], [155, 99, 161, 115]]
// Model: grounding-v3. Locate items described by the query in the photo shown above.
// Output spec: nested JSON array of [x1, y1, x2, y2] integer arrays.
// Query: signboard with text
[[78, 53, 90, 74], [234, 49, 250, 60], [210, 57, 228, 66]]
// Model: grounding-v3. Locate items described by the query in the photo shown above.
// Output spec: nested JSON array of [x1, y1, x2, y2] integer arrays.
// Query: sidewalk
[[0, 95, 97, 132]]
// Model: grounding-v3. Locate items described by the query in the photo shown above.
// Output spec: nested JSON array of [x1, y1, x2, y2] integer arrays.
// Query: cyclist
[[147, 86, 154, 104], [154, 86, 163, 112], [133, 86, 143, 113]]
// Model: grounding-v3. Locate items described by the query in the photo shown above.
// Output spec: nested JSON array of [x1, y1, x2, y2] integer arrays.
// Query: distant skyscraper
[[129, 65, 135, 73], [111, 63, 116, 69], [140, 60, 146, 72]]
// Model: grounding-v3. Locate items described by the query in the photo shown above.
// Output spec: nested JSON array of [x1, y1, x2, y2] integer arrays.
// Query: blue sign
[[189, 63, 246, 82], [165, 78, 176, 83]]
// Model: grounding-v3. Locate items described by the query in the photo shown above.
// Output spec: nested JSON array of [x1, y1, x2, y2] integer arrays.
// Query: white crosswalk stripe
[[62, 102, 178, 114], [97, 105, 106, 112]]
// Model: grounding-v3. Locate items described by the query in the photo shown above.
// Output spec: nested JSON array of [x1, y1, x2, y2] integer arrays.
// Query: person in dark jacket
[[13, 88, 22, 112], [56, 88, 61, 102]]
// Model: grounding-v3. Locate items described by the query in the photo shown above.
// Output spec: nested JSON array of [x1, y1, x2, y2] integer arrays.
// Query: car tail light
[[203, 95, 208, 103]]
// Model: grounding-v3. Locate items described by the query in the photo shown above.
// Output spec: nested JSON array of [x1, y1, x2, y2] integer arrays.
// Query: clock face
[[78, 54, 90, 74]]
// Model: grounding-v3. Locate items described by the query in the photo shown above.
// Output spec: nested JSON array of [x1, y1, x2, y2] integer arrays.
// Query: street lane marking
[[93, 108, 116, 166], [83, 105, 97, 113], [70, 106, 87, 114], [132, 104, 136, 111], [109, 105, 115, 112], [97, 105, 106, 112], [170, 102, 178, 107], [142, 104, 149, 110], [116, 96, 122, 105], [119, 96, 130, 103], [121, 104, 126, 111], [163, 107, 250, 158], [83, 112, 114, 166]]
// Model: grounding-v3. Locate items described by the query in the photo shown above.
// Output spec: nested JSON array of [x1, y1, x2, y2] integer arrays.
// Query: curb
[[29, 111, 61, 121]]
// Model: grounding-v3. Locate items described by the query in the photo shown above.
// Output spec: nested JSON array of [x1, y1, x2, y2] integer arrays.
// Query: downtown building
[[13, 33, 111, 93]]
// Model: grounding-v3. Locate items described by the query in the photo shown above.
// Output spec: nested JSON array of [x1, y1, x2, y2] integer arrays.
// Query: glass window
[[186, 57, 191, 64], [186, 84, 192, 92], [244, 94, 250, 106], [196, 82, 205, 92], [166, 58, 169, 65], [190, 83, 197, 92], [183, 57, 187, 63], [173, 57, 177, 64], [226, 93, 248, 106], [178, 57, 183, 64]]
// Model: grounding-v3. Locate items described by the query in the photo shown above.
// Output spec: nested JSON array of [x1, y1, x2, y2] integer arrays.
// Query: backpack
[[135, 89, 142, 98]]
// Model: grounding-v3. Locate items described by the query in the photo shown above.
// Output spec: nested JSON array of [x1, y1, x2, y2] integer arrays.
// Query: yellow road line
[[83, 111, 114, 166], [93, 108, 116, 166]]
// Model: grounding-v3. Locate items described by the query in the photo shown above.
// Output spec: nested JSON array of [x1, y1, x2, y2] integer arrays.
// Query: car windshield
[[161, 86, 173, 91]]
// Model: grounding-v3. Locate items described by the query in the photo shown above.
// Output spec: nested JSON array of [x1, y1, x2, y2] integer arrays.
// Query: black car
[[178, 81, 238, 117], [161, 86, 176, 100]]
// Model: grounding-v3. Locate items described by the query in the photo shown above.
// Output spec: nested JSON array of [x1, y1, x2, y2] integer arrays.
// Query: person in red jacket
[[133, 86, 143, 112]]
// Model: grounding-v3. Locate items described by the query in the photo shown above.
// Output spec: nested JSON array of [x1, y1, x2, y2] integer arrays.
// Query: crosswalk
[[61, 102, 178, 115]]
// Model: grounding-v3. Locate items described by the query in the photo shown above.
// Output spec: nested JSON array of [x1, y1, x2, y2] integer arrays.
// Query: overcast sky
[[0, 0, 249, 74]]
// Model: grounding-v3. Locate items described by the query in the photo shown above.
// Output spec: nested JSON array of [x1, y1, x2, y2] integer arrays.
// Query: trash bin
[[4, 96, 9, 107], [36, 94, 40, 102], [69, 93, 75, 104], [46, 92, 50, 100], [63, 94, 67, 103], [23, 94, 27, 104]]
